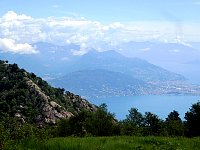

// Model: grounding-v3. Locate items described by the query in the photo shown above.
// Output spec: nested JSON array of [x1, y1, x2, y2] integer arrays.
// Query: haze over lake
[[89, 95, 200, 120]]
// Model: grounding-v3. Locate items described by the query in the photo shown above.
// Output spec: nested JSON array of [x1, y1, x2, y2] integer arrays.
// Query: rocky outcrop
[[0, 60, 97, 126], [64, 91, 97, 113], [25, 78, 95, 126]]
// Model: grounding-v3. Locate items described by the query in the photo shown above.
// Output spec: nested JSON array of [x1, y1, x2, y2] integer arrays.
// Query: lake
[[89, 95, 200, 121]]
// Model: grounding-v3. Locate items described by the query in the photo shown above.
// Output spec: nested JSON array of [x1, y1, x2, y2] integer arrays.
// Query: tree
[[121, 107, 144, 135], [165, 110, 184, 136], [125, 108, 144, 126], [90, 103, 119, 136], [0, 122, 10, 150], [166, 110, 181, 122], [143, 112, 163, 136], [56, 118, 72, 137], [56, 104, 119, 137], [185, 102, 200, 136]]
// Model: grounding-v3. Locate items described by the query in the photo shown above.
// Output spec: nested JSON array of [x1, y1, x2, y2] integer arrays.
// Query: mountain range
[[1, 42, 200, 98], [116, 41, 200, 83], [49, 49, 200, 98]]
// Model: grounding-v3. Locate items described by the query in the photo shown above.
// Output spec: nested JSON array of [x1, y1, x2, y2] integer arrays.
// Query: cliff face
[[0, 60, 97, 126]]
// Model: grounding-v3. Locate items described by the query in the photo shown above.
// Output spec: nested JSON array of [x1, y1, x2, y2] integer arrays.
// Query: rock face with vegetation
[[0, 60, 97, 126]]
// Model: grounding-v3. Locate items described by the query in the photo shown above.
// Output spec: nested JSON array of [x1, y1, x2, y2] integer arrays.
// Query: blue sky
[[0, 0, 200, 54], [1, 0, 200, 22]]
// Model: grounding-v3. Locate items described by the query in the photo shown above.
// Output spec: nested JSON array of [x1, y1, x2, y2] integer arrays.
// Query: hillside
[[51, 69, 149, 98], [0, 60, 96, 126]]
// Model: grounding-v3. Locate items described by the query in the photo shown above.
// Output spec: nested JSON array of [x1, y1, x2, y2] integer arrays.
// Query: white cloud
[[0, 38, 38, 54], [72, 43, 88, 56], [0, 11, 200, 55], [2, 11, 32, 21]]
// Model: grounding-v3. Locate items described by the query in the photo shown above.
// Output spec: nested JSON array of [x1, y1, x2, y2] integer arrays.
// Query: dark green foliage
[[142, 112, 163, 136], [125, 108, 144, 127], [121, 108, 144, 136], [165, 111, 184, 136], [0, 117, 50, 150], [0, 122, 10, 150], [0, 60, 92, 124], [0, 61, 41, 122], [166, 110, 181, 122], [185, 101, 200, 136], [88, 104, 120, 136], [57, 119, 73, 137], [56, 104, 120, 137], [121, 108, 187, 137], [56, 110, 92, 137], [121, 108, 165, 136]]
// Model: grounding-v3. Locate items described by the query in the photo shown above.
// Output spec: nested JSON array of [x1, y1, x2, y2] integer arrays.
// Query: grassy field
[[14, 136, 200, 150]]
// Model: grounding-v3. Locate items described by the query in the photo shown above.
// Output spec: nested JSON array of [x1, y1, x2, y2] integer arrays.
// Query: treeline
[[0, 102, 200, 149], [56, 102, 200, 137]]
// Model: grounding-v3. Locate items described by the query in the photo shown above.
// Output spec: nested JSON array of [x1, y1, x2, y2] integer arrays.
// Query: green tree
[[166, 110, 181, 122], [165, 110, 184, 136], [0, 122, 10, 150], [125, 108, 144, 126], [90, 103, 119, 136], [185, 102, 200, 136], [121, 107, 144, 135], [69, 110, 92, 136], [56, 104, 119, 137], [143, 112, 163, 136], [56, 119, 71, 137]]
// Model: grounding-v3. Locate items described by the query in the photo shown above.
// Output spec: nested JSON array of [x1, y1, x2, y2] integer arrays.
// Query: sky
[[1, 0, 200, 22], [0, 0, 200, 54]]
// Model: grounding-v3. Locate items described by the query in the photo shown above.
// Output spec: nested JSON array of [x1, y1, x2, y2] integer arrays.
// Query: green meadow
[[15, 136, 200, 150]]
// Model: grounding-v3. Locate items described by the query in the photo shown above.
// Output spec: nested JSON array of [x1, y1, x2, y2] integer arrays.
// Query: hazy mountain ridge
[[116, 41, 200, 83], [49, 49, 200, 98], [1, 42, 200, 98], [75, 50, 186, 82], [51, 69, 149, 98], [116, 41, 200, 63]]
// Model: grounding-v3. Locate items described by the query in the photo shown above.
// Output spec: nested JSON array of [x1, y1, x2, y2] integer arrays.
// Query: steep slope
[[0, 60, 96, 126]]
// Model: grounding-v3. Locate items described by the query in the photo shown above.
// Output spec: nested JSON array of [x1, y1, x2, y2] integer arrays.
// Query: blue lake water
[[89, 95, 200, 121]]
